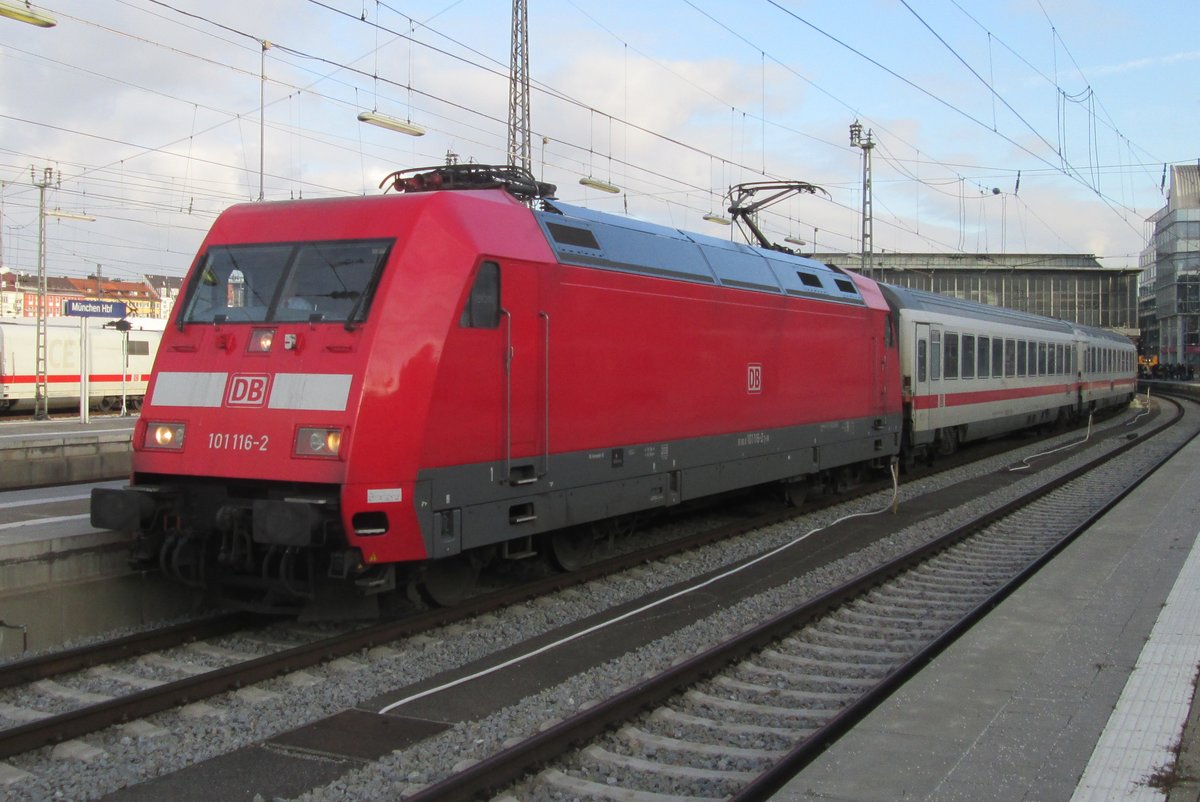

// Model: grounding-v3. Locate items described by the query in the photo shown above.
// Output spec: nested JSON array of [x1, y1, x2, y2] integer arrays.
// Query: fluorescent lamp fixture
[[0, 1, 56, 27], [47, 209, 96, 222], [702, 213, 731, 226], [356, 111, 425, 137], [784, 236, 806, 246], [579, 176, 620, 194]]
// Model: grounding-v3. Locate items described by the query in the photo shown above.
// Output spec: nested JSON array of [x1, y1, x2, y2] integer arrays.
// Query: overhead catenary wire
[[0, 0, 1175, 280]]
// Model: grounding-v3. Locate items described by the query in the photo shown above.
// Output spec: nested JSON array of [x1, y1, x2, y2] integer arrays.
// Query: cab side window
[[461, 261, 501, 328]]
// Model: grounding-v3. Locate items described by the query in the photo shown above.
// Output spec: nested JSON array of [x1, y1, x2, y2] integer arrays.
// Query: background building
[[1142, 165, 1200, 369], [0, 267, 182, 320], [812, 252, 1140, 335]]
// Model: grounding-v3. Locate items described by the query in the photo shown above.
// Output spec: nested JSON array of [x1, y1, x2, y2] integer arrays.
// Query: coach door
[[912, 322, 936, 432], [500, 262, 549, 485]]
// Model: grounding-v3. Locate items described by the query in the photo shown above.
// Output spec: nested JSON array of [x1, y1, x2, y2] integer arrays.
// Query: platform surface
[[774, 428, 1200, 801]]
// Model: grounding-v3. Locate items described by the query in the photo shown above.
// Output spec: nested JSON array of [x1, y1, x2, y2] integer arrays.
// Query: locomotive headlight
[[295, 427, 344, 458], [248, 328, 275, 353], [145, 422, 186, 450]]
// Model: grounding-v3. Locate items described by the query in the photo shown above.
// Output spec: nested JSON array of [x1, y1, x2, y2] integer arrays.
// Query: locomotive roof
[[534, 201, 867, 306], [879, 283, 1076, 335]]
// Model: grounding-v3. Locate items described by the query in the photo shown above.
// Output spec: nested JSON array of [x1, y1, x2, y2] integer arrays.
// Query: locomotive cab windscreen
[[180, 239, 393, 327]]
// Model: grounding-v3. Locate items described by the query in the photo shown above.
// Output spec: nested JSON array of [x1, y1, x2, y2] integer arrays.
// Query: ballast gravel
[[1, 405, 1184, 802]]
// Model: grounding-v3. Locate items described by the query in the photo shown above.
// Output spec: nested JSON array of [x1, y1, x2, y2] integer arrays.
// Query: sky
[[0, 0, 1196, 283]]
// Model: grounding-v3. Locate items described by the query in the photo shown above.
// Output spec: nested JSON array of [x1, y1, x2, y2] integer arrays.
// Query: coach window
[[461, 261, 501, 328], [1056, 344, 1065, 374], [944, 332, 959, 379], [979, 336, 991, 378], [962, 335, 975, 378], [991, 337, 1003, 378], [917, 339, 927, 382], [1004, 339, 1015, 377], [1038, 342, 1047, 376], [931, 329, 942, 381], [1047, 343, 1056, 375], [1017, 340, 1027, 376]]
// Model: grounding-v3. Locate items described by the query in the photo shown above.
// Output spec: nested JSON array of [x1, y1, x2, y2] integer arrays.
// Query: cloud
[[1087, 50, 1200, 77]]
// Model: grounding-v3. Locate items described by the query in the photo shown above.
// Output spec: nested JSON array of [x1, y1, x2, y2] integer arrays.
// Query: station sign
[[65, 299, 128, 318]]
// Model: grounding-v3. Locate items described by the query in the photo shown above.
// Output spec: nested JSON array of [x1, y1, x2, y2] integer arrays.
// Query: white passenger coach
[[0, 317, 162, 412], [881, 285, 1137, 461]]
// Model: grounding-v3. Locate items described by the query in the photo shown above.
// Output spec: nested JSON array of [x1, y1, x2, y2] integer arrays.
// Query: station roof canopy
[[809, 252, 1140, 275]]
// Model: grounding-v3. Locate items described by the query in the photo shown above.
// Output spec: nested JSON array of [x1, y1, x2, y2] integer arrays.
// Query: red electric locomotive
[[91, 165, 903, 613]]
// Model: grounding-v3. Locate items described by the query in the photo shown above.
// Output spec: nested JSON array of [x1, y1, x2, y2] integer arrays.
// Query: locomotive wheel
[[421, 556, 478, 607], [782, 478, 809, 508], [549, 527, 595, 572]]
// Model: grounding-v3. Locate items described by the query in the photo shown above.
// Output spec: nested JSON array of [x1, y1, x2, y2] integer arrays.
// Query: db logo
[[747, 363, 763, 394], [226, 374, 271, 407]]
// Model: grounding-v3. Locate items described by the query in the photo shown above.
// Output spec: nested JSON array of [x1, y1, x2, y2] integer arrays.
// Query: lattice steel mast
[[850, 120, 875, 279], [506, 0, 531, 172]]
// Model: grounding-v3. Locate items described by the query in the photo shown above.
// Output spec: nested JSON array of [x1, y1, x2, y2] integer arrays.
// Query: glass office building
[[1142, 165, 1200, 369]]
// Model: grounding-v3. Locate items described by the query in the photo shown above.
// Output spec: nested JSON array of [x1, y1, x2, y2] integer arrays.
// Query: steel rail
[[0, 470, 875, 759], [0, 403, 1155, 761], [398, 395, 1188, 802], [0, 614, 254, 692]]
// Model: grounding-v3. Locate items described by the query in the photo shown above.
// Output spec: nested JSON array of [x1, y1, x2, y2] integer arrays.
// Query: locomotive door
[[500, 262, 549, 485], [876, 313, 895, 415]]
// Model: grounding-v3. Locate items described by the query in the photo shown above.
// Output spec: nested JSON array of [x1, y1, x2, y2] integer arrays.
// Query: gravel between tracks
[[1, 406, 1174, 801]]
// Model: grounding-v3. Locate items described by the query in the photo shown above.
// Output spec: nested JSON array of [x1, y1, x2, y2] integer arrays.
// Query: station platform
[[0, 415, 135, 490], [0, 415, 189, 659], [774, 421, 1200, 800]]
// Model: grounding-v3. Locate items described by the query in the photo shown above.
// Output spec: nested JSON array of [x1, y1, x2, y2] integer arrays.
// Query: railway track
[[0, 397, 1172, 795], [0, 475, 870, 763], [386, 394, 1195, 802]]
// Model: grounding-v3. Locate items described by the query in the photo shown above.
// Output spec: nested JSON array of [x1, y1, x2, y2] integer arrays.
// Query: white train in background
[[0, 317, 162, 413]]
